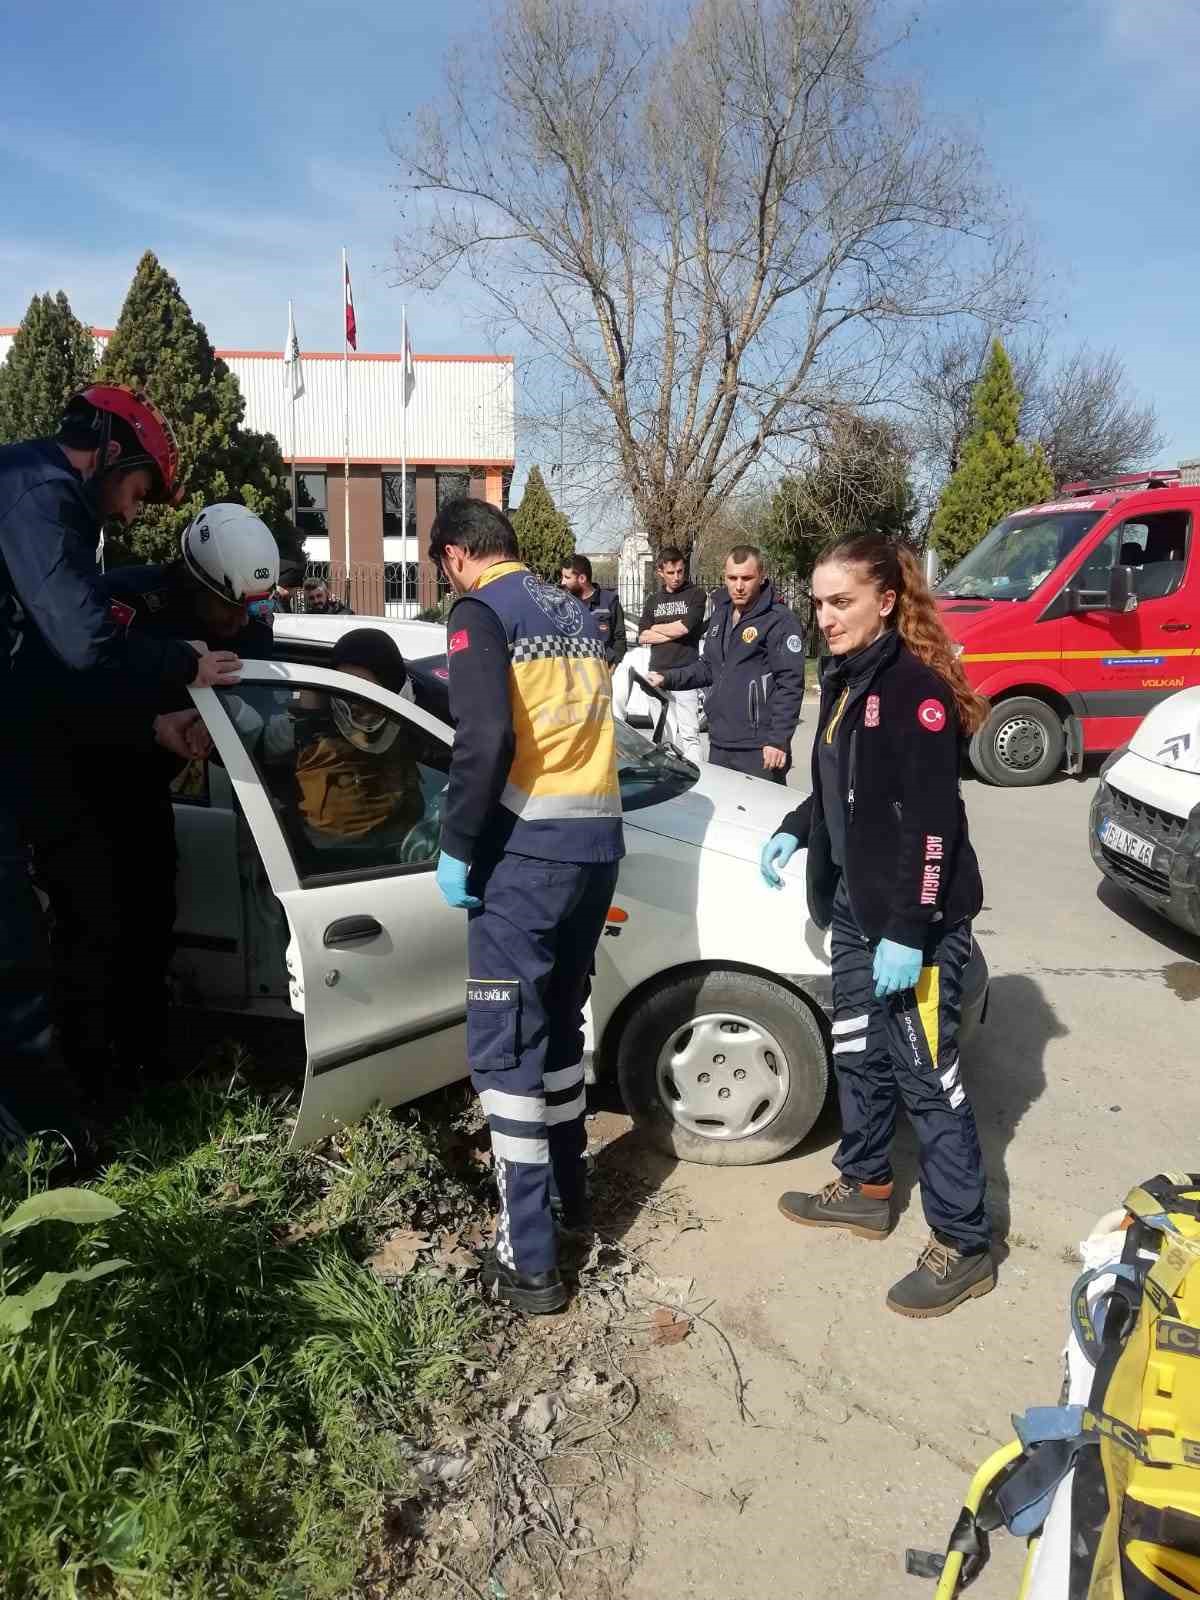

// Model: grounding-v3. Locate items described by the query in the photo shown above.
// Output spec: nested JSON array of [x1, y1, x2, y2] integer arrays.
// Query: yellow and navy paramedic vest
[[465, 562, 623, 863]]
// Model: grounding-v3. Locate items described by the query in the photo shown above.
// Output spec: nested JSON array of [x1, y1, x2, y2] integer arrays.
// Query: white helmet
[[180, 503, 279, 604]]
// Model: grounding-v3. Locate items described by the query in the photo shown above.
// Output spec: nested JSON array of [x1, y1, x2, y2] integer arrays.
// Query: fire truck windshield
[[937, 510, 1102, 601]]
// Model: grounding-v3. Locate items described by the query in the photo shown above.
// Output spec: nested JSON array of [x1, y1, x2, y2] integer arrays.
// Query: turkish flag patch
[[449, 629, 469, 655], [917, 697, 947, 733], [108, 599, 136, 629]]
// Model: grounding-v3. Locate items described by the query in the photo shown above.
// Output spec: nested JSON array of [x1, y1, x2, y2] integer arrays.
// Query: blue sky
[[2, 0, 1198, 469]]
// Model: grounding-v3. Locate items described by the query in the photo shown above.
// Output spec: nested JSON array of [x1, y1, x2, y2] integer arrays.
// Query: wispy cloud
[[0, 127, 489, 358], [1096, 0, 1200, 73]]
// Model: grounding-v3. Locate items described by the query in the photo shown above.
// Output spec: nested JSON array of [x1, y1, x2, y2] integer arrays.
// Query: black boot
[[479, 1250, 568, 1315], [778, 1176, 892, 1240], [886, 1234, 995, 1318]]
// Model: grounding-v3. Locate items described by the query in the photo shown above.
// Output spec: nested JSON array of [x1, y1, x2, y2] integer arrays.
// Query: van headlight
[[952, 642, 964, 659]]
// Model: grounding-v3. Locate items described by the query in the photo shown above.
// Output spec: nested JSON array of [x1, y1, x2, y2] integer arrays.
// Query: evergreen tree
[[97, 251, 299, 565], [0, 292, 96, 444], [512, 465, 573, 578], [930, 339, 1054, 565]]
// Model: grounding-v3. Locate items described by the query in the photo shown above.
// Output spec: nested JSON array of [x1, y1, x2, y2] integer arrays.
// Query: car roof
[[272, 612, 448, 660]]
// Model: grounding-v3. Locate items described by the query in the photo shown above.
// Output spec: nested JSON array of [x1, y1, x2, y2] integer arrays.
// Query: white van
[[171, 614, 988, 1162], [1091, 686, 1200, 936]]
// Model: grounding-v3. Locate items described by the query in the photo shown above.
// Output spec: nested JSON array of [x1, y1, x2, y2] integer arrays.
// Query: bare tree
[[1029, 346, 1163, 486], [392, 0, 1028, 552], [908, 327, 1163, 512]]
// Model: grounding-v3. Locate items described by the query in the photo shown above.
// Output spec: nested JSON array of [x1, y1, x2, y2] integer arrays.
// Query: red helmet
[[67, 384, 182, 505]]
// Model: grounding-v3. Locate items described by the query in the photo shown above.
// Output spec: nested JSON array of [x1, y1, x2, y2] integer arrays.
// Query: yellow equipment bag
[[906, 1172, 1200, 1599]]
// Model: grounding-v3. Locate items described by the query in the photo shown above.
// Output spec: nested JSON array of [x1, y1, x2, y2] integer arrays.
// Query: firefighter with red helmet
[[0, 387, 241, 1144], [43, 503, 280, 1089]]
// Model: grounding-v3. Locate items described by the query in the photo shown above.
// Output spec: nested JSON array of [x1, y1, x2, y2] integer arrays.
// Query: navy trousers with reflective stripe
[[466, 853, 619, 1276], [829, 879, 990, 1253]]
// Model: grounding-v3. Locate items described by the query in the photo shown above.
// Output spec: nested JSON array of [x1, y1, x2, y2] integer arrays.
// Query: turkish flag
[[344, 263, 357, 351]]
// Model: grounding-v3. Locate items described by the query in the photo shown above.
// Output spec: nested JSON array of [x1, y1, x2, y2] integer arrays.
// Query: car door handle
[[323, 915, 383, 947], [1162, 621, 1192, 632]]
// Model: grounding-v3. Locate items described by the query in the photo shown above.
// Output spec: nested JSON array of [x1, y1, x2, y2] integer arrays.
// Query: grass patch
[[0, 1074, 486, 1598]]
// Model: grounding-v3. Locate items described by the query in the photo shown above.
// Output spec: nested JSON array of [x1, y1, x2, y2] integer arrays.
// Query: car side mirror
[[1067, 565, 1139, 615], [1107, 564, 1138, 614]]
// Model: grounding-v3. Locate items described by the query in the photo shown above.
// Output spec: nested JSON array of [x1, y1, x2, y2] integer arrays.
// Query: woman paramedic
[[760, 534, 994, 1319]]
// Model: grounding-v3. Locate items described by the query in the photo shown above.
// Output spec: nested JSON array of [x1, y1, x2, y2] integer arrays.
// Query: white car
[[1091, 686, 1200, 937], [171, 613, 988, 1162]]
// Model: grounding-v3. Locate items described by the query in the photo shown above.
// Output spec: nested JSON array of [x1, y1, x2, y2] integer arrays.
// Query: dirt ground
[[574, 743, 1200, 1600]]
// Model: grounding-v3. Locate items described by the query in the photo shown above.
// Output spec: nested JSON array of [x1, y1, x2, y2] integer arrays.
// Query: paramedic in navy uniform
[[431, 498, 623, 1316], [760, 533, 995, 1319]]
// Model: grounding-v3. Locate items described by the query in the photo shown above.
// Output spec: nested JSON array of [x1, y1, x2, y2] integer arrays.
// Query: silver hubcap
[[656, 1011, 790, 1139], [994, 714, 1047, 772]]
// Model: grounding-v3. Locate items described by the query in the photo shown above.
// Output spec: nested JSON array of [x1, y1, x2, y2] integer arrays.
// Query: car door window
[[1074, 512, 1190, 601], [215, 682, 449, 884]]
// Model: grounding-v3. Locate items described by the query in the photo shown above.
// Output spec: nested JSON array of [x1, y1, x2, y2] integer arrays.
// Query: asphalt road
[[602, 732, 1200, 1599]]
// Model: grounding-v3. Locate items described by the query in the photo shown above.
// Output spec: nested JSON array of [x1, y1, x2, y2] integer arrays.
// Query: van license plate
[[1100, 818, 1155, 868]]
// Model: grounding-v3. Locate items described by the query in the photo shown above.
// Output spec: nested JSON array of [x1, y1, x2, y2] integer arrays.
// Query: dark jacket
[[779, 630, 983, 948], [583, 585, 627, 666], [659, 581, 805, 752], [69, 561, 274, 754], [0, 439, 198, 730]]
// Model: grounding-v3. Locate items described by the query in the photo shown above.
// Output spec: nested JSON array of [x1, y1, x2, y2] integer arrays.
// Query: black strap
[[1138, 1173, 1200, 1221]]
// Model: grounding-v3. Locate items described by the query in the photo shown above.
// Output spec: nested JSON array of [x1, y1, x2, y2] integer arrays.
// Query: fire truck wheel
[[970, 697, 1065, 787]]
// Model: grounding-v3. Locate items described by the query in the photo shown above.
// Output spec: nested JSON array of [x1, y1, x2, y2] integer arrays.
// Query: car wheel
[[616, 969, 828, 1166], [969, 697, 1065, 787]]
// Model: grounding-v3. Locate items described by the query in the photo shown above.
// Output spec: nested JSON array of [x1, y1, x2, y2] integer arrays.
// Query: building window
[[382, 470, 417, 539], [294, 471, 328, 535], [436, 470, 471, 511]]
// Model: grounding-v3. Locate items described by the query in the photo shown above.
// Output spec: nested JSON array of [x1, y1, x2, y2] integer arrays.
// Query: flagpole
[[287, 299, 298, 531], [401, 304, 408, 595], [342, 247, 351, 586]]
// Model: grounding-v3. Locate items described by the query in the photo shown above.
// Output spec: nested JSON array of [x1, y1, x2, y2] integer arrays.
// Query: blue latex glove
[[872, 938, 922, 999], [436, 851, 482, 910], [760, 832, 800, 889]]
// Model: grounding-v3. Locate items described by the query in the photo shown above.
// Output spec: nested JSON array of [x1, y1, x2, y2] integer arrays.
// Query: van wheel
[[970, 698, 1065, 787], [616, 970, 828, 1166]]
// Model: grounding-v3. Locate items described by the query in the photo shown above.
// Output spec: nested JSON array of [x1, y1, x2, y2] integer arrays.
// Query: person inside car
[[284, 629, 425, 849], [760, 533, 994, 1320]]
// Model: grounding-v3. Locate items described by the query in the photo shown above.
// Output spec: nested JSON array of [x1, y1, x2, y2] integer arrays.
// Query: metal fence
[[295, 561, 452, 622], [294, 560, 817, 651]]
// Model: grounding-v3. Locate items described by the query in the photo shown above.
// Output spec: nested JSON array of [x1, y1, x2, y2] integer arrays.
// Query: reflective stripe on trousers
[[829, 878, 990, 1252], [466, 853, 619, 1275]]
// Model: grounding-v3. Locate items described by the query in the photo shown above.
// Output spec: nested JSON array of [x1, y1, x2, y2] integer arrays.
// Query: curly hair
[[816, 535, 989, 735]]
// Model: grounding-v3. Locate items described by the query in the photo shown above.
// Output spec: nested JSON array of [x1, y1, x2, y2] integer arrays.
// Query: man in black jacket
[[44, 504, 277, 1090], [560, 555, 626, 666], [0, 389, 239, 1140], [650, 546, 805, 782]]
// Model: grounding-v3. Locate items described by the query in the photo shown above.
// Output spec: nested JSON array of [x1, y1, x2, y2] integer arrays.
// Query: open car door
[[190, 661, 469, 1146]]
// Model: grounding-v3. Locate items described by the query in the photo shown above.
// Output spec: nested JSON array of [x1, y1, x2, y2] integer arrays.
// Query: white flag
[[402, 323, 415, 405], [284, 301, 304, 400]]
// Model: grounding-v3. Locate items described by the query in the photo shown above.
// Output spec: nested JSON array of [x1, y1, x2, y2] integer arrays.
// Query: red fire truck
[[935, 470, 1200, 785]]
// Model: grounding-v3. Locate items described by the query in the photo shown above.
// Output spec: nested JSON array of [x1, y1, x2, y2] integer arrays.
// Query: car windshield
[[937, 510, 1102, 601], [405, 654, 699, 814]]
